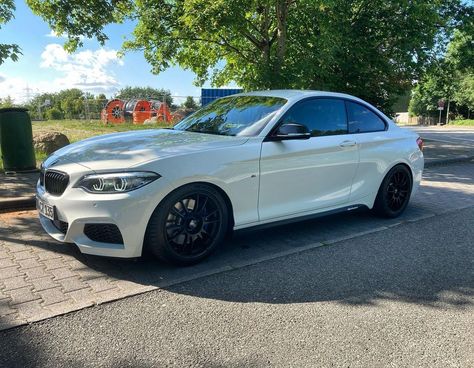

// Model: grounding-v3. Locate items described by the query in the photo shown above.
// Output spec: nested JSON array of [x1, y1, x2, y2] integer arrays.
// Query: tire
[[373, 164, 413, 218], [144, 184, 229, 266]]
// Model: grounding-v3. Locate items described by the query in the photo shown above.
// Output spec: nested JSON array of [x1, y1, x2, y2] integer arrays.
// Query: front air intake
[[84, 224, 124, 244]]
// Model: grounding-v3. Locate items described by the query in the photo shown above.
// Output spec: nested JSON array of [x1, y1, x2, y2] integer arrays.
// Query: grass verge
[[1, 119, 171, 171], [450, 119, 474, 126]]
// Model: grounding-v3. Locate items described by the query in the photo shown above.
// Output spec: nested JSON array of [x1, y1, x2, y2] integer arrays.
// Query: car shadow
[[1, 201, 473, 310]]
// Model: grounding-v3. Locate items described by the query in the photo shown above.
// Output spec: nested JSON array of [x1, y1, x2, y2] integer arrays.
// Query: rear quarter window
[[346, 101, 386, 133]]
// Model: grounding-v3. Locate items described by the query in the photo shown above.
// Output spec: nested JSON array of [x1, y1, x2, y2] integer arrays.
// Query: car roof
[[236, 89, 363, 102], [233, 89, 393, 124]]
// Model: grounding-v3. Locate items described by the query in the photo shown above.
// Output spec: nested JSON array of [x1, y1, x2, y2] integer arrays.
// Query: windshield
[[174, 96, 287, 137]]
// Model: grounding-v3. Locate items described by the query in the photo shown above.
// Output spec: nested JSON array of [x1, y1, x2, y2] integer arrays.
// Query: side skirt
[[234, 204, 369, 235]]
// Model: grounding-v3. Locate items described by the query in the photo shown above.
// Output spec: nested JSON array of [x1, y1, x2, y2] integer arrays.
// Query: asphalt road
[[403, 126, 474, 147], [1, 206, 473, 368]]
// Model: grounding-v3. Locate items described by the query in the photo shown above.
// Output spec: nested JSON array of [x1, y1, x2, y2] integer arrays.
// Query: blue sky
[[0, 1, 230, 103]]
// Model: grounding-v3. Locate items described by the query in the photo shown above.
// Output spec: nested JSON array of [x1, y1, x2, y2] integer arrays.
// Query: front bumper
[[37, 176, 174, 258]]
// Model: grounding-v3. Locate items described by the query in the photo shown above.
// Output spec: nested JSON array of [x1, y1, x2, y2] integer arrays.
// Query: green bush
[[450, 119, 474, 126], [45, 108, 63, 120]]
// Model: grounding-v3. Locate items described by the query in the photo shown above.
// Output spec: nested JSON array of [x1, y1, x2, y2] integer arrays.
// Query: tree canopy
[[0, 0, 21, 64], [115, 86, 173, 105], [27, 88, 107, 120], [183, 96, 198, 109], [409, 27, 474, 119], [1, 0, 471, 113]]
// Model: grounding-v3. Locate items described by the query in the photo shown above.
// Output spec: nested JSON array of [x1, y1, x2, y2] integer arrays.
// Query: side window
[[280, 99, 347, 137], [346, 101, 386, 133]]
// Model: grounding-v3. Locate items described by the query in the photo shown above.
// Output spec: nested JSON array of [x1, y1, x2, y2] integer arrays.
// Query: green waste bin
[[0, 107, 36, 171]]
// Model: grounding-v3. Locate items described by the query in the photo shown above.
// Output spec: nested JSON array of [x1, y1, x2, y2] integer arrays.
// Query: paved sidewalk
[[423, 139, 474, 166], [0, 172, 38, 212], [0, 162, 473, 331]]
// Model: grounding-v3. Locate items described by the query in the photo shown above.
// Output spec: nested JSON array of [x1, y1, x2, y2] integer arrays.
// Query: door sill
[[235, 204, 368, 234]]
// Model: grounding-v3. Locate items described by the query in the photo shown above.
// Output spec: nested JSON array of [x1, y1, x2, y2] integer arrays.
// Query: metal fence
[[394, 113, 439, 126], [29, 96, 202, 122]]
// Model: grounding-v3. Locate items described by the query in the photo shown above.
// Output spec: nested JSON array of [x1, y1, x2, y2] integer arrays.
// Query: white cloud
[[0, 44, 124, 103], [45, 30, 85, 41], [45, 30, 64, 38], [40, 43, 123, 91]]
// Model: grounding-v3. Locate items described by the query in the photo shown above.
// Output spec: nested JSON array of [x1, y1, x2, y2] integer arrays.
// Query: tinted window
[[174, 96, 287, 136], [346, 102, 386, 133], [280, 99, 347, 137]]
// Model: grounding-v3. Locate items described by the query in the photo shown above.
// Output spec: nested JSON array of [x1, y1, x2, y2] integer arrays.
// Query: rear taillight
[[416, 137, 423, 151]]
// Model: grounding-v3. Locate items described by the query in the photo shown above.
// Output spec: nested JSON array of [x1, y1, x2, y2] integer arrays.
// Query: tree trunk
[[274, 0, 289, 85]]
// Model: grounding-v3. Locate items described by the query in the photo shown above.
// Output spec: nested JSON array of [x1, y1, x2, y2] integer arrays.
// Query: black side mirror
[[269, 123, 311, 141]]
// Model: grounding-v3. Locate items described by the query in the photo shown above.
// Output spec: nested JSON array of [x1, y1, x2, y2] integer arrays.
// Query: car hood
[[46, 129, 249, 171]]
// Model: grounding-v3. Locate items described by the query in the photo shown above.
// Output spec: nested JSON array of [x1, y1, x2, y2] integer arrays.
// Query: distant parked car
[[37, 90, 424, 265]]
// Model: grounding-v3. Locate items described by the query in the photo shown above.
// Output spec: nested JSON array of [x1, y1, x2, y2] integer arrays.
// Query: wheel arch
[[368, 161, 415, 209], [193, 181, 236, 230], [147, 180, 236, 233]]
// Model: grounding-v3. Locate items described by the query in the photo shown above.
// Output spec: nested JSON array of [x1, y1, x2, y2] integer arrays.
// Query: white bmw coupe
[[37, 90, 424, 265]]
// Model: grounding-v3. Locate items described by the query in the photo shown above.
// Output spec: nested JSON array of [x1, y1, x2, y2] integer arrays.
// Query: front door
[[258, 98, 359, 221]]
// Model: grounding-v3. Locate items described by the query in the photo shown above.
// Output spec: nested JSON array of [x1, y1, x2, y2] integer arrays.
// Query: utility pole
[[84, 96, 91, 122], [23, 84, 32, 103]]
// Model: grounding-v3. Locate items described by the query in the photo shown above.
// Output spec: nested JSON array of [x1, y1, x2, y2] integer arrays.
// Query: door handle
[[339, 140, 357, 147]]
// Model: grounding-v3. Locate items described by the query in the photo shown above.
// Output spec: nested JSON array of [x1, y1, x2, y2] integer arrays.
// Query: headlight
[[75, 172, 160, 194]]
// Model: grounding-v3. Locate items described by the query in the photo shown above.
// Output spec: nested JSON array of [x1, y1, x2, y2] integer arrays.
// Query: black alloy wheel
[[165, 193, 222, 257], [374, 165, 413, 218], [145, 184, 229, 265], [386, 169, 411, 211]]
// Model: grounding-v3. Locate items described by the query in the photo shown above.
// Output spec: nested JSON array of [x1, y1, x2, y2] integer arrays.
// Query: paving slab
[[423, 139, 474, 166], [0, 162, 473, 330], [0, 172, 38, 199]]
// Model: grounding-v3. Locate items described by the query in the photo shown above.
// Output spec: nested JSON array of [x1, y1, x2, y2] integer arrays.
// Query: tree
[[454, 74, 474, 118], [409, 74, 447, 117], [183, 96, 198, 109], [446, 28, 474, 73], [115, 86, 173, 105], [57, 88, 84, 118], [409, 23, 474, 119], [26, 89, 93, 119], [0, 96, 14, 108], [0, 0, 22, 65], [24, 0, 472, 112], [45, 107, 63, 120]]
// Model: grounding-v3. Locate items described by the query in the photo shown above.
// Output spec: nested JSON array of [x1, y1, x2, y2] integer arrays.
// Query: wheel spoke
[[198, 196, 209, 214], [183, 233, 190, 247], [204, 219, 219, 225], [204, 210, 218, 220], [194, 194, 200, 213], [171, 207, 185, 219], [179, 200, 189, 214], [169, 230, 182, 240], [164, 192, 224, 258]]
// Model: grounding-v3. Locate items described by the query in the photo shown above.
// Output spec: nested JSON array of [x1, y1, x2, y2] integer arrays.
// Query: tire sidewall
[[145, 184, 229, 265], [375, 165, 413, 218]]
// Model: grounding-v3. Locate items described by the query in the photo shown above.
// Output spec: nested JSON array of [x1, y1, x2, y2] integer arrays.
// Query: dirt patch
[[0, 210, 37, 225]]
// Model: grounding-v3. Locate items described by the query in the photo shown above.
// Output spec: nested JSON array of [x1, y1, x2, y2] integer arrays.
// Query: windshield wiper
[[187, 130, 228, 136]]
